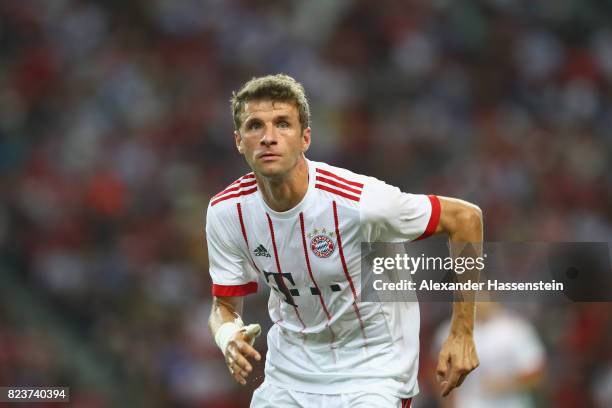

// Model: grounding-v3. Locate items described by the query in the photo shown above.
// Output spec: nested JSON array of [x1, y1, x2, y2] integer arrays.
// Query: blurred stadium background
[[0, 0, 611, 407]]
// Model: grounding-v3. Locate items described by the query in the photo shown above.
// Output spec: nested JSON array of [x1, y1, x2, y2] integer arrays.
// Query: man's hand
[[224, 329, 262, 385], [436, 332, 479, 397], [209, 296, 263, 385]]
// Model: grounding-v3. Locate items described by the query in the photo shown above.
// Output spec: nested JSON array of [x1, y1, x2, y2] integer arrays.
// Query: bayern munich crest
[[308, 228, 336, 258]]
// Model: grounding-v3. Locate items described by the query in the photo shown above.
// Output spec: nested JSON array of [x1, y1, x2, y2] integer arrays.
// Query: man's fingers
[[227, 357, 249, 385], [441, 367, 467, 397], [232, 350, 253, 373], [235, 339, 262, 361], [436, 350, 449, 380], [437, 335, 479, 397], [442, 370, 461, 397], [225, 339, 262, 385], [228, 343, 255, 372], [229, 365, 247, 385], [456, 372, 468, 387]]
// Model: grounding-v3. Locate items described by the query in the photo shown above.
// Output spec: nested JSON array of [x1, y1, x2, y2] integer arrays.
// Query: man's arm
[[433, 196, 483, 397], [208, 295, 261, 385]]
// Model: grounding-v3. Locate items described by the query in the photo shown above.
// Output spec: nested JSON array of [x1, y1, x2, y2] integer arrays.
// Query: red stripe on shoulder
[[316, 168, 364, 188], [211, 187, 257, 206], [232, 172, 255, 183], [213, 179, 257, 199], [213, 173, 256, 198], [315, 175, 362, 195], [315, 184, 361, 201], [237, 173, 256, 183], [212, 282, 258, 296], [415, 195, 441, 241]]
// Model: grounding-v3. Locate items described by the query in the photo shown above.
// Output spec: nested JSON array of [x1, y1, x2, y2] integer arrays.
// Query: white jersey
[[206, 159, 440, 398]]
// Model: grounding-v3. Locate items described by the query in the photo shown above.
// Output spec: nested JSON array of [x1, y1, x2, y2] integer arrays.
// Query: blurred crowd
[[0, 0, 611, 407]]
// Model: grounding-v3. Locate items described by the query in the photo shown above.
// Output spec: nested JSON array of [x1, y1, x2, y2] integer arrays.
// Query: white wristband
[[215, 321, 242, 355]]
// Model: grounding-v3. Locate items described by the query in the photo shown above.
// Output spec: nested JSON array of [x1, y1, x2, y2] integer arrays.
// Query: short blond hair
[[231, 74, 310, 131]]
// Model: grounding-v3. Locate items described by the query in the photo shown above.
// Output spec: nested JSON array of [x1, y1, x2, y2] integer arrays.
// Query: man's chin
[[254, 162, 288, 179]]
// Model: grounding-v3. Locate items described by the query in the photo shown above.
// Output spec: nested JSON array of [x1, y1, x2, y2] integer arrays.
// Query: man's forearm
[[447, 202, 483, 334], [208, 297, 243, 335], [449, 301, 476, 335], [427, 196, 483, 397]]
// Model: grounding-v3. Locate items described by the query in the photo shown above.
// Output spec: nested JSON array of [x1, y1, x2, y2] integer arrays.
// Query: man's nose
[[260, 125, 278, 146]]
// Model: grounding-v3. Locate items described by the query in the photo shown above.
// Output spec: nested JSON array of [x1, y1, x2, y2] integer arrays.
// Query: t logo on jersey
[[307, 227, 336, 258], [263, 270, 299, 306]]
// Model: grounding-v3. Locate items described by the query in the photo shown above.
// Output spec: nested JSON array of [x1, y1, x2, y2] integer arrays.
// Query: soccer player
[[207, 74, 482, 407]]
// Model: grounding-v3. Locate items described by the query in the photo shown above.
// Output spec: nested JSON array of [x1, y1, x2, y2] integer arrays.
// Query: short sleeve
[[360, 177, 440, 242], [206, 206, 258, 296]]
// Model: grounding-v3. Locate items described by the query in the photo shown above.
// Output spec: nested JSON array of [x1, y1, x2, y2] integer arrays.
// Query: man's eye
[[248, 122, 262, 130], [277, 121, 289, 128]]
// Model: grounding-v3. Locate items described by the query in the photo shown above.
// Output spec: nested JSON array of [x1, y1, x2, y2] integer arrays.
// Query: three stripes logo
[[254, 244, 271, 258], [314, 168, 363, 202]]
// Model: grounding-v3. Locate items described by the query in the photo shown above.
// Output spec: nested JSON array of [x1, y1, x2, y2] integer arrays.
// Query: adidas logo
[[254, 244, 271, 258]]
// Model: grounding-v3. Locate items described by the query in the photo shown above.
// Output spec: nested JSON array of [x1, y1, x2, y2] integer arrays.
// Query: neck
[[257, 157, 309, 212]]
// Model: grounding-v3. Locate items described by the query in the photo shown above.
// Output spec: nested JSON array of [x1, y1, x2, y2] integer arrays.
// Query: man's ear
[[234, 131, 244, 154], [301, 127, 311, 153]]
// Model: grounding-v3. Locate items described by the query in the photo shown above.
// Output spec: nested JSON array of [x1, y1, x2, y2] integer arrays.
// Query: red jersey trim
[[316, 168, 364, 188], [229, 173, 255, 185], [266, 213, 307, 331], [229, 173, 255, 186], [211, 186, 257, 206], [236, 203, 250, 246], [315, 175, 362, 195], [224, 173, 255, 188], [213, 179, 257, 199], [315, 184, 361, 201], [333, 201, 367, 345], [415, 195, 441, 241], [299, 212, 332, 322], [237, 202, 262, 273], [212, 282, 258, 296], [212, 172, 255, 198]]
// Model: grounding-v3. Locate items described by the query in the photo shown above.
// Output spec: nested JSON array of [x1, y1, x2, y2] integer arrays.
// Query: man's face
[[235, 99, 311, 178]]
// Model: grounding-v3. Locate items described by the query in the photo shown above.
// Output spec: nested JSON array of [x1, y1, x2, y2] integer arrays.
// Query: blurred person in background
[[434, 301, 546, 408], [206, 74, 483, 407]]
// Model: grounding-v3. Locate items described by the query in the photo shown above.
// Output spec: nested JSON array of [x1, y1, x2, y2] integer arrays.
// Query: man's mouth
[[258, 153, 281, 159]]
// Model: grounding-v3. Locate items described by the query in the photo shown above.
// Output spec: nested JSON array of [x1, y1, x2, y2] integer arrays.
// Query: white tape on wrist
[[215, 321, 242, 354], [214, 318, 262, 354]]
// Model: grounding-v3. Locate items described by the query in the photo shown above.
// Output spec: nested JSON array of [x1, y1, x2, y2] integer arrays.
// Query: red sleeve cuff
[[415, 195, 441, 241], [212, 281, 258, 297]]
